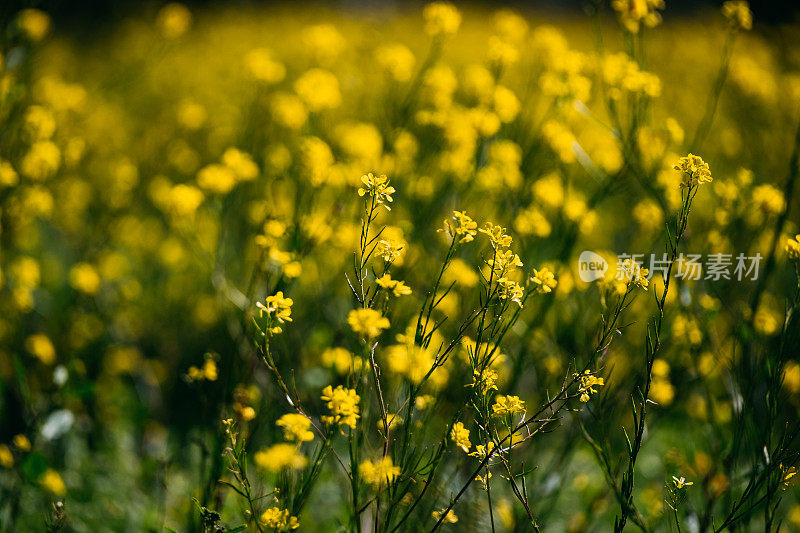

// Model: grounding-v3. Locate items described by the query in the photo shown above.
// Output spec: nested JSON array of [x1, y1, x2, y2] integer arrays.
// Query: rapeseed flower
[[321, 385, 361, 429]]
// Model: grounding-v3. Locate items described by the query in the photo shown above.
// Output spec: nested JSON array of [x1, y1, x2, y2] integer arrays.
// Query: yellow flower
[[0, 445, 13, 468], [722, 1, 753, 31], [357, 173, 395, 209], [261, 507, 299, 530], [617, 259, 650, 290], [25, 334, 56, 365], [156, 3, 191, 38], [672, 476, 694, 489], [488, 249, 523, 277], [347, 308, 390, 339], [442, 210, 478, 244], [432, 508, 459, 523], [40, 469, 66, 495], [450, 422, 471, 452], [276, 413, 314, 443], [611, 0, 664, 33], [254, 443, 307, 472], [244, 48, 286, 84], [531, 268, 558, 294], [256, 291, 294, 335], [321, 385, 361, 429], [197, 164, 236, 194], [376, 274, 412, 297], [167, 184, 204, 216], [321, 347, 361, 375], [18, 8, 51, 41], [497, 278, 524, 307], [423, 2, 461, 37], [294, 68, 341, 111], [375, 44, 416, 82], [186, 354, 218, 382], [221, 147, 259, 182], [360, 456, 400, 487], [69, 263, 101, 295], [13, 434, 31, 452], [674, 154, 713, 187], [375, 239, 404, 263], [492, 395, 526, 417], [576, 370, 605, 402], [479, 223, 512, 248], [785, 235, 800, 261]]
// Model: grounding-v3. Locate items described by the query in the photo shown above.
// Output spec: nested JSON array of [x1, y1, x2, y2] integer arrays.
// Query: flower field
[[1, 1, 799, 531]]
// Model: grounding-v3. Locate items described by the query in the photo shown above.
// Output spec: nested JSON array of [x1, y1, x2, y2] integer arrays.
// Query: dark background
[[3, 0, 800, 34]]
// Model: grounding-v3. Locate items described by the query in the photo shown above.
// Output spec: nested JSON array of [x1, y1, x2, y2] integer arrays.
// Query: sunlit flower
[[674, 154, 713, 187], [357, 173, 395, 209], [321, 385, 361, 429], [492, 395, 526, 417], [261, 507, 299, 530], [450, 422, 471, 452], [276, 413, 314, 443], [360, 456, 400, 487], [530, 268, 558, 294], [576, 370, 605, 402], [348, 308, 390, 339]]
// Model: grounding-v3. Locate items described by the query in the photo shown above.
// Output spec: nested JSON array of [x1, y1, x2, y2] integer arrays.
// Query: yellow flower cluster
[[492, 395, 526, 417], [321, 385, 361, 429], [261, 506, 300, 530], [786, 235, 800, 261], [186, 353, 219, 382], [376, 274, 412, 297], [530, 267, 558, 294], [276, 413, 314, 443], [722, 1, 753, 31], [357, 172, 395, 210], [257, 291, 294, 335], [611, 0, 665, 33], [196, 147, 258, 194], [450, 422, 472, 452], [359, 456, 400, 487], [674, 154, 714, 188], [254, 443, 308, 472], [443, 210, 478, 244], [576, 370, 605, 402], [423, 2, 461, 37], [348, 308, 391, 339]]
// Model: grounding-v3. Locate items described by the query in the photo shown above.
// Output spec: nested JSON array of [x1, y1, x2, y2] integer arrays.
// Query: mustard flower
[[257, 291, 294, 335], [442, 210, 478, 244], [276, 413, 314, 443], [360, 456, 400, 487], [576, 370, 605, 402], [617, 259, 650, 290], [674, 154, 713, 187], [261, 507, 299, 530], [531, 267, 558, 294], [492, 395, 526, 417], [479, 223, 512, 248], [321, 385, 361, 429], [423, 2, 461, 37], [472, 368, 499, 395], [357, 172, 395, 210], [375, 239, 404, 263], [488, 249, 523, 277], [254, 443, 307, 472], [785, 235, 800, 261], [672, 476, 693, 489], [722, 1, 753, 31], [450, 422, 472, 452], [611, 0, 664, 33], [432, 508, 459, 523], [376, 274, 413, 297], [294, 68, 341, 111], [347, 308, 390, 339], [497, 278, 524, 307]]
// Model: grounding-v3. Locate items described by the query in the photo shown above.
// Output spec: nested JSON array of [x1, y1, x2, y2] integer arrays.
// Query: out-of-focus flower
[[423, 2, 461, 37]]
